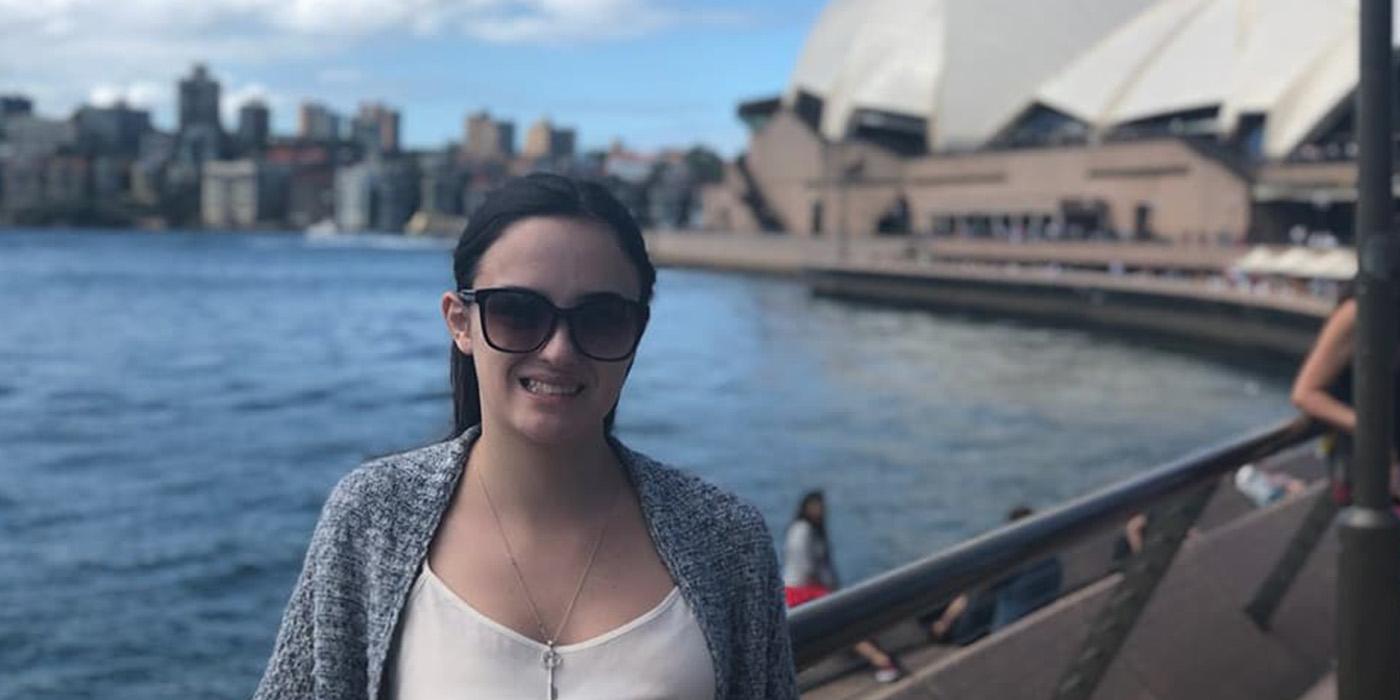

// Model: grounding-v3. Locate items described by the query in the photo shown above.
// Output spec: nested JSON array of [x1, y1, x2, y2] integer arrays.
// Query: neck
[[466, 422, 625, 523]]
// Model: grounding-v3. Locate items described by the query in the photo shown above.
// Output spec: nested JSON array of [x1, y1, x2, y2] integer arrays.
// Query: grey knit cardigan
[[253, 425, 798, 699]]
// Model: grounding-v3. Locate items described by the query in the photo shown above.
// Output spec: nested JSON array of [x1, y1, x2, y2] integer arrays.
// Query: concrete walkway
[[801, 445, 1336, 700], [1295, 672, 1336, 700]]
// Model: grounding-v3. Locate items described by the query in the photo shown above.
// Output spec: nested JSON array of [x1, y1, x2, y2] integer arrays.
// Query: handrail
[[788, 415, 1325, 669]]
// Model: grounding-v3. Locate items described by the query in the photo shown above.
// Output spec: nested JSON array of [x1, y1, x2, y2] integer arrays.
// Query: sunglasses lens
[[482, 291, 553, 352], [572, 298, 643, 360]]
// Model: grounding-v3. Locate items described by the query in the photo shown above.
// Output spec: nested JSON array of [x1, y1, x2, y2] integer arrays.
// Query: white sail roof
[[788, 0, 1384, 159], [787, 0, 945, 142], [786, 0, 1155, 150], [1030, 0, 1371, 158]]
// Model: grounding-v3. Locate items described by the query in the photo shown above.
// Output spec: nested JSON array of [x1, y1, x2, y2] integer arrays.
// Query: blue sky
[[0, 0, 824, 155]]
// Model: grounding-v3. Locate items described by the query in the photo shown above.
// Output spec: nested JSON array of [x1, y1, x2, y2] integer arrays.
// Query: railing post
[[1337, 1, 1400, 697], [1051, 481, 1218, 700]]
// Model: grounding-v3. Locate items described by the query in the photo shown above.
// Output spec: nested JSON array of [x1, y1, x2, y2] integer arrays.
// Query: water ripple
[[0, 230, 1294, 699]]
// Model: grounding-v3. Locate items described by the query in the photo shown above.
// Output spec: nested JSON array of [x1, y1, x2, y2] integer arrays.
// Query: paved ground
[[1295, 672, 1336, 700], [799, 443, 1335, 700]]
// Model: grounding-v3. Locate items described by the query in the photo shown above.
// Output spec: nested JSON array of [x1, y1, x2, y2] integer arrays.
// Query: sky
[[0, 0, 824, 156]]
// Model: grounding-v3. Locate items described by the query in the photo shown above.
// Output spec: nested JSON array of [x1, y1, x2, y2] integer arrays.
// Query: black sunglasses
[[457, 287, 649, 362]]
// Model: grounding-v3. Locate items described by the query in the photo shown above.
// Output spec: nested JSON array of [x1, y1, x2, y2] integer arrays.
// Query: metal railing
[[788, 416, 1324, 670]]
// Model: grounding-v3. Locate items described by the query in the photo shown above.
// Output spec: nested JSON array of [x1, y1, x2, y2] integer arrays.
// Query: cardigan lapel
[[364, 427, 731, 699], [366, 427, 475, 700], [611, 439, 731, 699]]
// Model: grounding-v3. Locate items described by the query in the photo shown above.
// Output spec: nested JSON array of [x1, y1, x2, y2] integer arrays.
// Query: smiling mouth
[[519, 377, 585, 397]]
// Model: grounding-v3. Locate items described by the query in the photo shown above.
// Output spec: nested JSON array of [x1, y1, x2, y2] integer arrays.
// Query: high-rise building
[[522, 118, 552, 159], [0, 95, 32, 118], [175, 63, 224, 165], [178, 63, 221, 133], [523, 118, 577, 160], [335, 158, 418, 231], [73, 102, 152, 156], [298, 102, 342, 142], [352, 102, 400, 155], [236, 100, 270, 155], [3, 116, 77, 159], [202, 159, 290, 228], [464, 111, 515, 161], [552, 128, 576, 160]]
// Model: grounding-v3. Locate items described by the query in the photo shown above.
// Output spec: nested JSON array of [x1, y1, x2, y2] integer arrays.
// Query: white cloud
[[88, 81, 164, 110], [0, 0, 745, 125]]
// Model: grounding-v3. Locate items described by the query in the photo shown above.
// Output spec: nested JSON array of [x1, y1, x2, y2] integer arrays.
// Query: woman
[[254, 174, 797, 699], [1290, 289, 1400, 503], [783, 490, 903, 683]]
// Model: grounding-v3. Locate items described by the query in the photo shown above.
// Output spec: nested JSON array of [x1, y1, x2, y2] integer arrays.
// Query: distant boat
[[305, 219, 338, 237]]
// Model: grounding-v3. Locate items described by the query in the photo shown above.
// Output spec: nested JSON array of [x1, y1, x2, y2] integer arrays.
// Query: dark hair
[[449, 173, 657, 437], [794, 489, 827, 541]]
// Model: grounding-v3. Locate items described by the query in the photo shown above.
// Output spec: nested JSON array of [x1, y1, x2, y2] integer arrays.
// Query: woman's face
[[804, 498, 824, 523], [447, 215, 643, 446]]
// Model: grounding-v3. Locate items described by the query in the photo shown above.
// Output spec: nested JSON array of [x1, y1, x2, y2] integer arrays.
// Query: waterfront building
[[44, 156, 90, 211], [129, 132, 175, 209], [201, 159, 290, 229], [1, 116, 77, 160], [417, 149, 466, 216], [90, 155, 132, 203], [74, 102, 151, 157], [175, 63, 224, 167], [463, 111, 515, 162], [522, 118, 577, 160], [705, 0, 1385, 244], [235, 100, 271, 156], [0, 158, 45, 220], [334, 158, 419, 232], [0, 154, 91, 224], [265, 140, 336, 229], [178, 63, 221, 134], [0, 95, 31, 117], [351, 102, 400, 155], [648, 152, 699, 229], [0, 94, 33, 140], [298, 102, 342, 142]]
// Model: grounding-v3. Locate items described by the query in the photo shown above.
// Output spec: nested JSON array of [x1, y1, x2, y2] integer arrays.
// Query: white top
[[389, 563, 716, 700], [782, 520, 837, 590]]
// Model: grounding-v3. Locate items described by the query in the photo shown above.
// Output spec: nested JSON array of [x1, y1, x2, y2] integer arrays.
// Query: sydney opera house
[[702, 0, 1382, 245]]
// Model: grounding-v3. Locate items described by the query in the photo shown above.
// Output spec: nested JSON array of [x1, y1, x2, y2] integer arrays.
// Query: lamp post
[[1337, 0, 1400, 697]]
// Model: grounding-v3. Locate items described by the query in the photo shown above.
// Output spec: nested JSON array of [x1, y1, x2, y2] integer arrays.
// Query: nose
[[536, 316, 579, 362]]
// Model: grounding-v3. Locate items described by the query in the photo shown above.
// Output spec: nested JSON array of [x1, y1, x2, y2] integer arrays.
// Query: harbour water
[[0, 229, 1293, 699]]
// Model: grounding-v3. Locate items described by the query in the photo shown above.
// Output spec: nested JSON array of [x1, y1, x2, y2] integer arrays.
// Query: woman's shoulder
[[314, 438, 464, 540]]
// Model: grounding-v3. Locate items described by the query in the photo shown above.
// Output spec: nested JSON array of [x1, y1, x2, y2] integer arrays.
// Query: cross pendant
[[542, 645, 561, 700]]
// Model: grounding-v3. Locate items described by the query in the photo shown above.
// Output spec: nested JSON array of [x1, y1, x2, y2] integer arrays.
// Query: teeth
[[522, 378, 582, 396]]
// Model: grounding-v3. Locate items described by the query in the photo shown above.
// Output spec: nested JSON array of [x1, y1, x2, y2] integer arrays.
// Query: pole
[[839, 140, 850, 262], [1338, 0, 1400, 697]]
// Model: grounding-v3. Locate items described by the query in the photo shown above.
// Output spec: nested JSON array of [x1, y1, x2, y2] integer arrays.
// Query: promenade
[[649, 230, 1348, 698], [802, 455, 1336, 699], [644, 231, 1335, 360]]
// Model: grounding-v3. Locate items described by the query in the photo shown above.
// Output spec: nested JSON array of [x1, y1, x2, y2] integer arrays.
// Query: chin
[[508, 409, 604, 447]]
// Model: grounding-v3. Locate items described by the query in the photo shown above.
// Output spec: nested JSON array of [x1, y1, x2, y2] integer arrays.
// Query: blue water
[[0, 229, 1292, 699]]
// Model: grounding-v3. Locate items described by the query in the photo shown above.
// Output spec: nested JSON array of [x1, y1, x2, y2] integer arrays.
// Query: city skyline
[[0, 0, 821, 156]]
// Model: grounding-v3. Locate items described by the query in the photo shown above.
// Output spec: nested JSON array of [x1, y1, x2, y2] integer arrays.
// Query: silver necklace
[[477, 464, 623, 700]]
